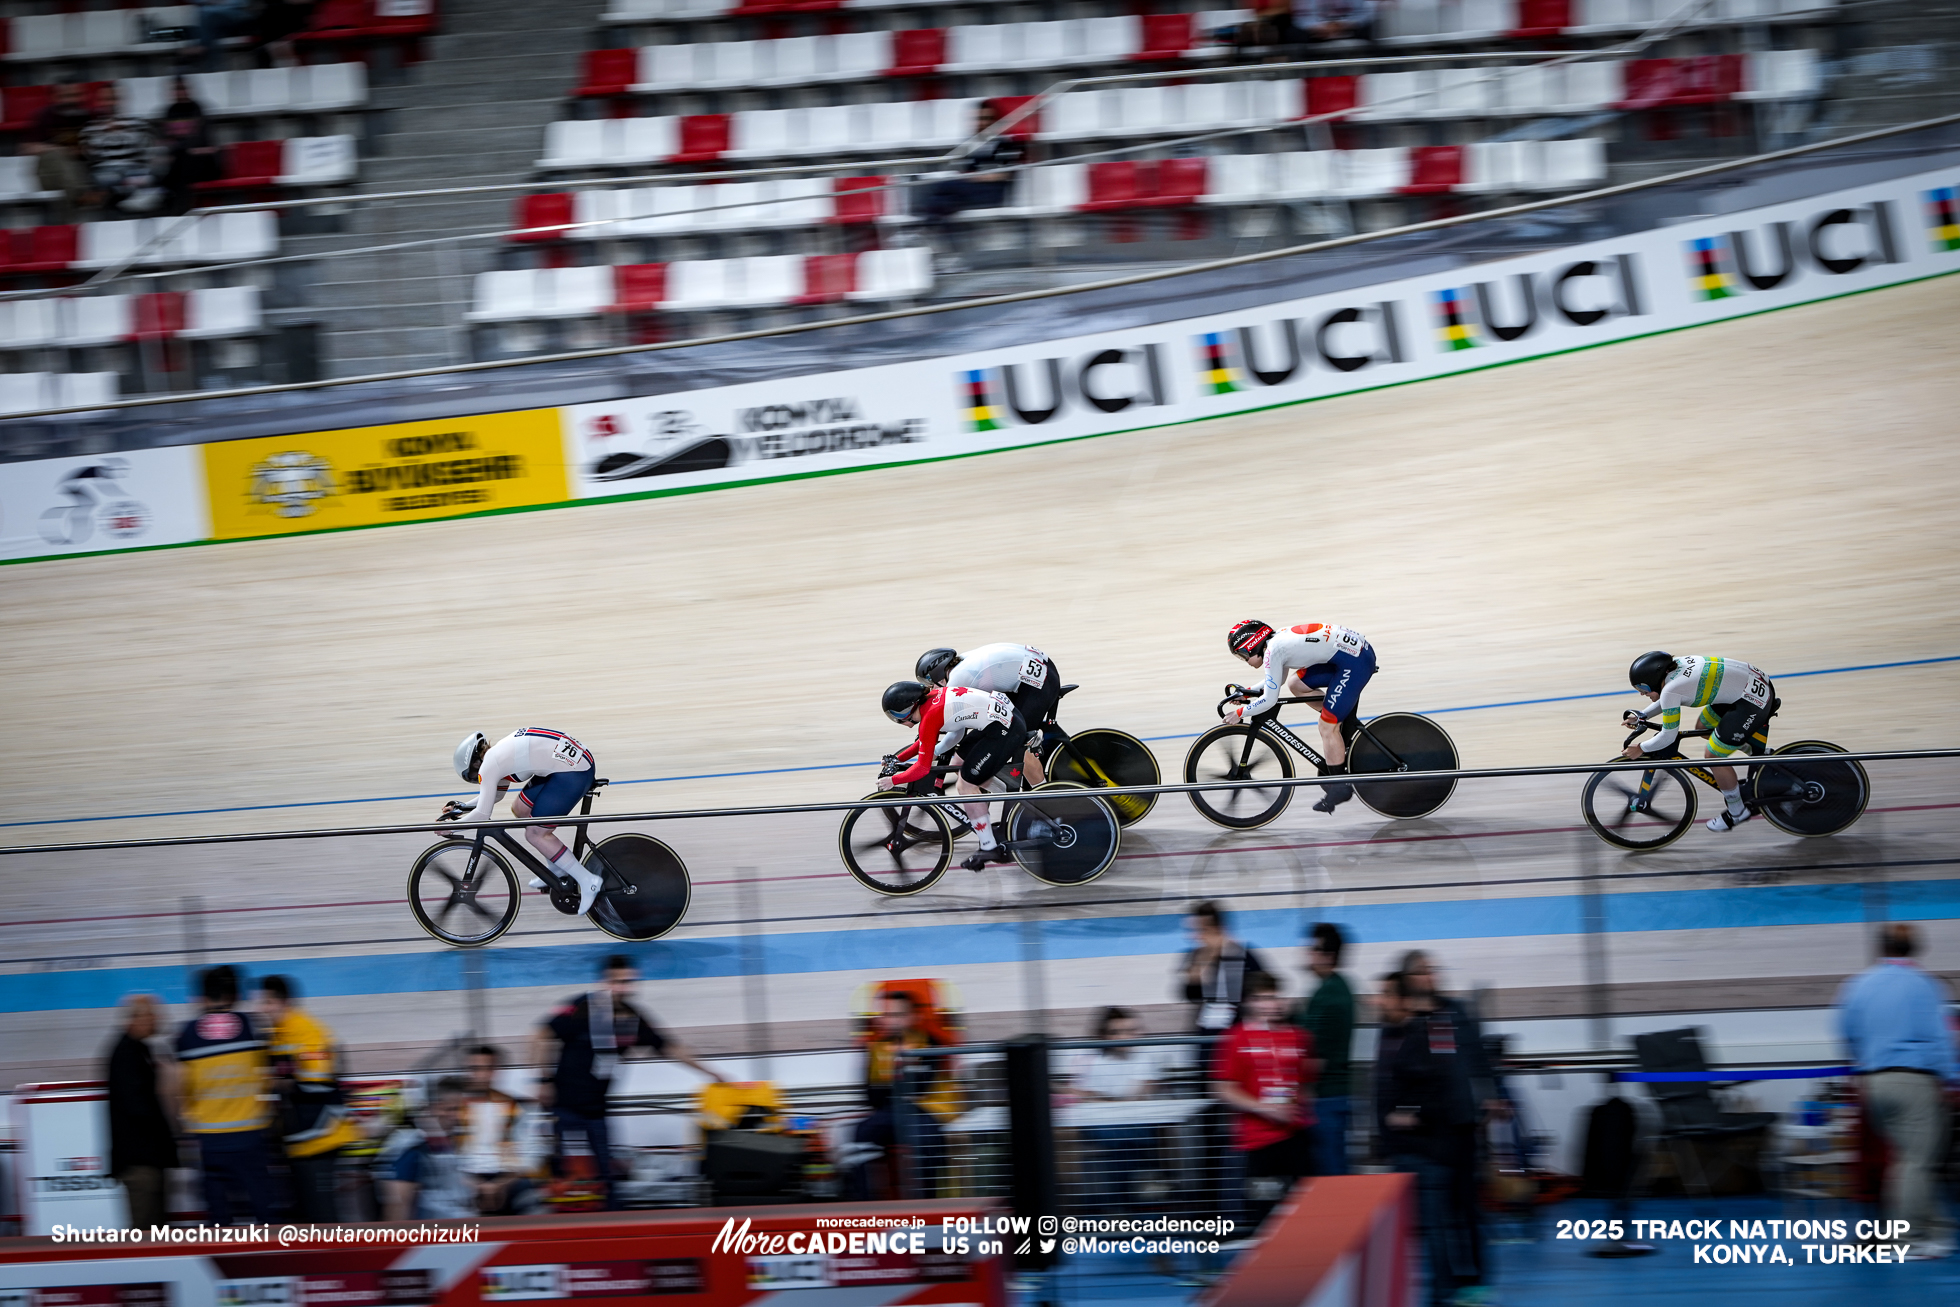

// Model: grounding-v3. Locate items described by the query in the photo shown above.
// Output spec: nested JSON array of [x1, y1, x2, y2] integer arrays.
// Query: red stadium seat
[[1153, 157, 1208, 206], [512, 192, 575, 242], [194, 139, 286, 192], [798, 252, 856, 303], [1510, 0, 1572, 38], [1619, 58, 1680, 109], [1303, 75, 1360, 120], [986, 95, 1041, 138], [674, 113, 730, 163], [1678, 54, 1745, 105], [828, 175, 886, 225], [610, 262, 667, 312], [1, 84, 52, 135], [303, 0, 370, 36], [887, 28, 946, 77], [300, 0, 438, 42], [1081, 161, 1141, 211], [1135, 14, 1193, 61], [577, 49, 638, 99], [1401, 145, 1464, 194], [130, 291, 187, 341], [13, 224, 78, 273]]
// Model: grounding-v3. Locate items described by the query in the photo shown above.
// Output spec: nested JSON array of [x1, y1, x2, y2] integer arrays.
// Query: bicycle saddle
[[1059, 684, 1079, 697], [590, 777, 611, 791]]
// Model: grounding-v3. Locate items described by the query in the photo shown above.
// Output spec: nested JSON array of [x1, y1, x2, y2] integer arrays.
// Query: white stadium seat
[[1738, 48, 1822, 100], [848, 246, 932, 301], [278, 136, 359, 186], [1275, 150, 1339, 198], [56, 296, 135, 348], [0, 155, 58, 203], [1334, 148, 1412, 196], [182, 285, 264, 340], [0, 297, 61, 350]]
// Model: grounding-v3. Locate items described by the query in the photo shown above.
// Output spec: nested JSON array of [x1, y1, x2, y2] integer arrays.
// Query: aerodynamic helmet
[[1629, 652, 1677, 695], [882, 681, 930, 724], [916, 647, 960, 685], [454, 731, 489, 784], [1227, 619, 1275, 661]]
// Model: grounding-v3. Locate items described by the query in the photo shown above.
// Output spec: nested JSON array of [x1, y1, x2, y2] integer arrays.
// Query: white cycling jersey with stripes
[[947, 643, 1052, 695], [463, 727, 595, 821], [1635, 656, 1772, 754], [1243, 623, 1370, 717]]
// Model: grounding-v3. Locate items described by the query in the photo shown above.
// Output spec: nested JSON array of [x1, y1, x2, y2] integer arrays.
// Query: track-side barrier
[[2, 746, 1954, 857]]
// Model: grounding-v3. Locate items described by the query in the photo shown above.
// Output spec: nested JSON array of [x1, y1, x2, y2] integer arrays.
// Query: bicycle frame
[[455, 783, 628, 892], [1626, 726, 1778, 807], [1238, 700, 1408, 773]]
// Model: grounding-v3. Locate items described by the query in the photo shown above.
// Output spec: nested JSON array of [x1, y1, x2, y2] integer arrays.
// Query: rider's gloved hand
[[1221, 702, 1248, 726]]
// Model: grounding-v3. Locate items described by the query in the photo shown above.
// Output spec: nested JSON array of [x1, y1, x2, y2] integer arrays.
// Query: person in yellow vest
[[175, 965, 279, 1224], [259, 974, 361, 1222]]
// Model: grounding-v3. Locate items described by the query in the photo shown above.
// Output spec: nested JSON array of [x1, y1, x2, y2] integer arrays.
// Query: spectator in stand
[[1377, 968, 1488, 1307], [157, 78, 221, 216], [79, 84, 166, 215], [105, 994, 179, 1228], [1256, 0, 1377, 52], [382, 1077, 478, 1220], [259, 975, 359, 1222], [254, 0, 319, 69], [458, 1043, 540, 1216], [849, 989, 958, 1200], [191, 0, 255, 71], [1297, 922, 1356, 1176], [1214, 971, 1315, 1232], [913, 100, 1028, 274], [530, 954, 722, 1210], [1074, 1006, 1165, 1216], [26, 79, 100, 219], [1180, 901, 1270, 1036], [176, 965, 280, 1224], [1837, 922, 1958, 1261]]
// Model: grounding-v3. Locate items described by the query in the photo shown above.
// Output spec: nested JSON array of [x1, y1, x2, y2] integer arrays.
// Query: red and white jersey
[[1243, 623, 1370, 715], [463, 727, 595, 821], [891, 687, 1014, 786], [948, 643, 1051, 695]]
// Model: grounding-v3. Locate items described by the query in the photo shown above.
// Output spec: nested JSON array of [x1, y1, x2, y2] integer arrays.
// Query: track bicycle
[[1034, 684, 1161, 828], [408, 778, 691, 947], [837, 760, 1121, 896], [1581, 721, 1868, 851], [1183, 685, 1460, 829]]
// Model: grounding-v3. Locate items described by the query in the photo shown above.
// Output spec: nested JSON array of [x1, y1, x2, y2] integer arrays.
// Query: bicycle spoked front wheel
[[838, 791, 953, 895], [1752, 741, 1869, 837], [1184, 724, 1294, 829], [1046, 728, 1161, 828], [585, 833, 691, 941], [1007, 782, 1120, 886], [1348, 713, 1458, 819], [408, 840, 520, 948], [1581, 763, 1697, 850]]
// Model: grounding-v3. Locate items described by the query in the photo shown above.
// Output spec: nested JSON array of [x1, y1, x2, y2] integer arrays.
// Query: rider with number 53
[[882, 681, 1026, 872], [447, 728, 605, 914], [1224, 620, 1377, 813], [1623, 652, 1776, 833], [916, 643, 1060, 785]]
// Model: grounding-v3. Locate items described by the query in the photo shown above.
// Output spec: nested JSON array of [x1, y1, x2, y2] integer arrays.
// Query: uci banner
[[561, 163, 1958, 499], [202, 409, 568, 541]]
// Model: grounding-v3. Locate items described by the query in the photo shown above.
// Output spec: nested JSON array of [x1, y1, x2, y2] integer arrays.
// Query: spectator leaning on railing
[[1213, 970, 1315, 1232], [1836, 921, 1959, 1261], [1296, 922, 1356, 1176], [260, 975, 360, 1222], [176, 965, 280, 1225], [105, 994, 179, 1229], [531, 953, 722, 1211]]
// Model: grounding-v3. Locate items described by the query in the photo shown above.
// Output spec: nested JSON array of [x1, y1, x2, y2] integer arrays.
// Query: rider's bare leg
[[512, 793, 569, 863], [1023, 747, 1046, 787], [956, 775, 996, 848], [1317, 719, 1347, 767]]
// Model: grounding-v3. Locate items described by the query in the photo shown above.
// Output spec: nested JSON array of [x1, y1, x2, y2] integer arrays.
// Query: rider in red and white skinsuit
[[888, 685, 1024, 870]]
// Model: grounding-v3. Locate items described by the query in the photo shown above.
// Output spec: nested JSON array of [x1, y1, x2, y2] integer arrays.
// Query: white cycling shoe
[[1706, 808, 1753, 833], [527, 877, 546, 891], [569, 866, 604, 915]]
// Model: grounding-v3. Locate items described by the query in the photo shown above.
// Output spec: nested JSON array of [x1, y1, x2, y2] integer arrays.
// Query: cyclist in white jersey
[[1223, 620, 1378, 812], [916, 643, 1060, 785], [445, 728, 605, 913], [881, 682, 1026, 871], [1624, 652, 1777, 832]]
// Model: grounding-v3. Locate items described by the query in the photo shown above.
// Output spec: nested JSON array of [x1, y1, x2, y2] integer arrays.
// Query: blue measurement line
[[6, 654, 1955, 830]]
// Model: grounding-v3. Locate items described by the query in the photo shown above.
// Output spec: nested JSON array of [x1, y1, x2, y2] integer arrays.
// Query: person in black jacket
[[913, 100, 1029, 273], [1178, 901, 1271, 1035], [1376, 971, 1489, 1307], [105, 994, 178, 1228]]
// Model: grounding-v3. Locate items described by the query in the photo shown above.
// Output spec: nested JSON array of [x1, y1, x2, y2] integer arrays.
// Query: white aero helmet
[[454, 731, 489, 783]]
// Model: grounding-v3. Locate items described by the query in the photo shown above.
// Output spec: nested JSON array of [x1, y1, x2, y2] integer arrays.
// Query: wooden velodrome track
[[2, 274, 1958, 1083]]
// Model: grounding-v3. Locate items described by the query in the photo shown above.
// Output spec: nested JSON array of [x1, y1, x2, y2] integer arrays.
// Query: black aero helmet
[[882, 681, 929, 723], [916, 647, 959, 685], [1227, 619, 1275, 660], [1629, 651, 1676, 695]]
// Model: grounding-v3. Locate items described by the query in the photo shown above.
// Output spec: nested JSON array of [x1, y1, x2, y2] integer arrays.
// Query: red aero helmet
[[1227, 620, 1274, 659]]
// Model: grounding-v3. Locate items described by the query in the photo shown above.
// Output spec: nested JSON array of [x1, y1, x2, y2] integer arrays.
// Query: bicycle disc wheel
[[408, 841, 519, 948], [1183, 725, 1294, 830], [1347, 713, 1459, 819], [838, 791, 952, 895], [1008, 783, 1120, 886], [1581, 764, 1696, 850], [1753, 741, 1869, 837], [584, 833, 691, 941], [1046, 728, 1161, 828]]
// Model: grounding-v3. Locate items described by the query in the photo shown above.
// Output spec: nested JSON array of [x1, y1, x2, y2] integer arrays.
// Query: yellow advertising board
[[202, 409, 569, 540]]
